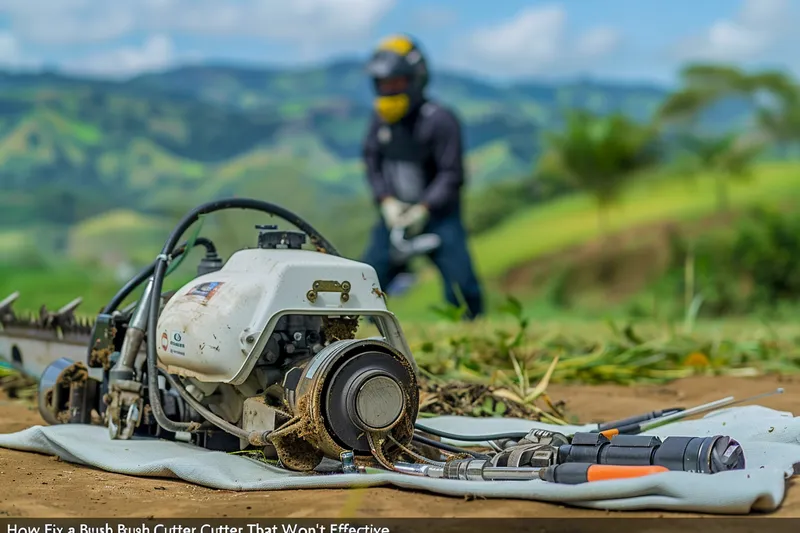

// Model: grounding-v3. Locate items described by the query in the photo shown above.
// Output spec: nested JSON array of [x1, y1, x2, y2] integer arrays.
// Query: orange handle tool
[[539, 463, 669, 484]]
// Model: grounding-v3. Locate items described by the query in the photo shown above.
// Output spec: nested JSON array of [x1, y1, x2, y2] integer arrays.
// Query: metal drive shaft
[[392, 459, 675, 484], [393, 460, 541, 481]]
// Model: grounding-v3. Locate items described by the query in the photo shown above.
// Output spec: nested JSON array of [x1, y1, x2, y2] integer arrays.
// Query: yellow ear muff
[[375, 95, 410, 124]]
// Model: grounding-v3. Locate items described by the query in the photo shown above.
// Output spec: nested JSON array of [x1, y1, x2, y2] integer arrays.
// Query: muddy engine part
[[32, 198, 420, 472]]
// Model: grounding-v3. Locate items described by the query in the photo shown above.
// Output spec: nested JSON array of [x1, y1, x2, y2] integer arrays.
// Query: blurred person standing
[[360, 34, 484, 320]]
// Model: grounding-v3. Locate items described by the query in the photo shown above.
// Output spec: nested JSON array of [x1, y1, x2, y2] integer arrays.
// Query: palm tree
[[537, 110, 661, 234]]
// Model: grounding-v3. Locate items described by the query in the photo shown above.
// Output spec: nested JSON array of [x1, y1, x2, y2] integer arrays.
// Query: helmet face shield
[[373, 76, 410, 96], [370, 71, 412, 123]]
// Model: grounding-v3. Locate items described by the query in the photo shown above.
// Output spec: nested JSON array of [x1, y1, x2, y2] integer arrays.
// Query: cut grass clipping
[[0, 364, 36, 401], [4, 296, 800, 425], [411, 296, 800, 421]]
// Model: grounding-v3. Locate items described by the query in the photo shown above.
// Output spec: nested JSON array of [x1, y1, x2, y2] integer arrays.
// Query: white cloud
[[453, 4, 621, 78], [0, 0, 395, 47], [153, 0, 394, 43], [575, 27, 621, 59], [0, 0, 396, 74], [739, 0, 791, 29], [59, 35, 175, 77], [0, 32, 20, 62], [673, 0, 794, 63], [0, 30, 41, 69], [0, 0, 132, 45]]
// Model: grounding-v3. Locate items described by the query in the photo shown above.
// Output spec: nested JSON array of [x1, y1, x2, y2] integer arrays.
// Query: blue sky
[[0, 0, 796, 84]]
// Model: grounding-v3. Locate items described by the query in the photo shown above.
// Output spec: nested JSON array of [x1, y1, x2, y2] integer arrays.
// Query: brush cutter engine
[[35, 200, 419, 472]]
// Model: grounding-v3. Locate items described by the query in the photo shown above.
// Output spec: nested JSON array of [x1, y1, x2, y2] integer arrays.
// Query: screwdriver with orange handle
[[539, 463, 669, 485]]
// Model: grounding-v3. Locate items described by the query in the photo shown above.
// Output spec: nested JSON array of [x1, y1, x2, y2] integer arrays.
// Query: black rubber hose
[[145, 198, 339, 435], [415, 424, 529, 441], [103, 237, 218, 314], [103, 263, 156, 314], [192, 236, 217, 255], [412, 433, 491, 460]]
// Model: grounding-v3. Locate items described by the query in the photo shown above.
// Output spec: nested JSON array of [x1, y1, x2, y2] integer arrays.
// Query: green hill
[[0, 60, 692, 262], [0, 58, 769, 316]]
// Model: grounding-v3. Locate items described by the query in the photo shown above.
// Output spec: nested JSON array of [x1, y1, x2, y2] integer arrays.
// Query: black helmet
[[366, 34, 429, 124]]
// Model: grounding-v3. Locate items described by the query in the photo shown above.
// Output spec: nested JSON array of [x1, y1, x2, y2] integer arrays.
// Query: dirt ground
[[1, 374, 799, 518]]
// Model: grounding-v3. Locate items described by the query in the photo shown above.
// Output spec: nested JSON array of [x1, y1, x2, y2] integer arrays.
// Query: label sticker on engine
[[188, 281, 224, 302], [167, 331, 186, 356], [160, 332, 169, 351]]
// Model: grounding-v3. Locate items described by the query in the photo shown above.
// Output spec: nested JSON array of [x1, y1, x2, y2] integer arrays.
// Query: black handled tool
[[559, 432, 745, 473]]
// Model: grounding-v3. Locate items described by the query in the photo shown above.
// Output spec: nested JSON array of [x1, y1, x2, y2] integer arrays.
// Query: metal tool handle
[[390, 227, 441, 256]]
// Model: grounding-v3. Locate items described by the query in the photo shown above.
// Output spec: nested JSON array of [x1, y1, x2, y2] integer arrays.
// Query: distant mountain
[[0, 59, 753, 263]]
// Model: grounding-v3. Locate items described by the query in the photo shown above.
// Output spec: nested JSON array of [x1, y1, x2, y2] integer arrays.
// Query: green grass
[[386, 161, 800, 322], [396, 295, 800, 388], [48, 112, 102, 145], [466, 141, 527, 184], [67, 209, 174, 265], [0, 228, 29, 256], [478, 161, 800, 277], [0, 263, 124, 314]]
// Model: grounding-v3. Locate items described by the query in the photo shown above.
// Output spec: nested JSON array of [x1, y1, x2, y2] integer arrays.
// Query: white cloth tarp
[[1, 405, 799, 515]]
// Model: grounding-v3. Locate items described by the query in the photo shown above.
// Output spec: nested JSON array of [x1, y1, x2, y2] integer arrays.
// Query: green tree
[[537, 110, 661, 234], [751, 72, 800, 154], [658, 64, 754, 123], [655, 63, 792, 211], [674, 132, 764, 212], [657, 63, 795, 116], [659, 63, 800, 134]]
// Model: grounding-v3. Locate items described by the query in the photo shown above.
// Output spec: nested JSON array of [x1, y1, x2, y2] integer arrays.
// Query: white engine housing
[[156, 247, 413, 385]]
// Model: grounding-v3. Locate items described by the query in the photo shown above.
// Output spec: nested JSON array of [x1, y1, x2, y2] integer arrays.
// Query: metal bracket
[[105, 379, 144, 440], [306, 280, 351, 303], [490, 430, 570, 468]]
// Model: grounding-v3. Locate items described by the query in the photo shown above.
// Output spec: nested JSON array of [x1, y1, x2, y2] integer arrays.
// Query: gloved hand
[[395, 204, 429, 236], [380, 197, 409, 228]]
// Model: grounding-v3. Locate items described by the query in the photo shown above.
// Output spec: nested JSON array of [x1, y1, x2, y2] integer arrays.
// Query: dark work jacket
[[362, 100, 465, 218]]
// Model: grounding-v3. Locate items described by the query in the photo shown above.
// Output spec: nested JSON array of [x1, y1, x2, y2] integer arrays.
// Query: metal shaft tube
[[393, 461, 542, 481], [110, 277, 154, 382]]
